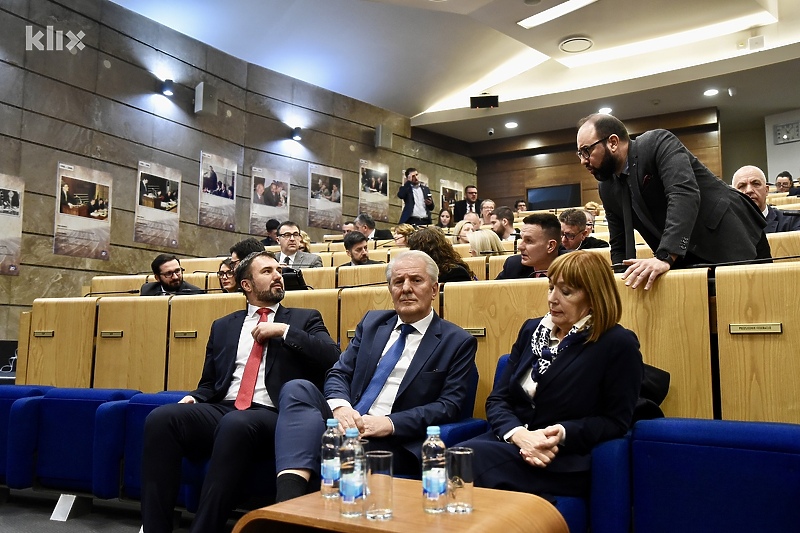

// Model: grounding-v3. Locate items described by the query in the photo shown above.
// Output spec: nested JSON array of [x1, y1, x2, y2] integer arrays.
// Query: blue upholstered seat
[[0, 385, 52, 484]]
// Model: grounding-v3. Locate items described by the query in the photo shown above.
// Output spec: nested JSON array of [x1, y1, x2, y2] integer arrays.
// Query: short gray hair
[[386, 250, 439, 285]]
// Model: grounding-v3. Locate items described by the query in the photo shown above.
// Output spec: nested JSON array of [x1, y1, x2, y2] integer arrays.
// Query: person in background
[[491, 206, 519, 242], [140, 254, 204, 296], [558, 209, 609, 250], [515, 199, 528, 213], [453, 219, 475, 245], [583, 201, 601, 233], [453, 185, 481, 223], [298, 230, 312, 253], [496, 214, 563, 280], [355, 213, 393, 240], [393, 223, 416, 247], [276, 221, 323, 268], [775, 171, 799, 196], [732, 165, 800, 234], [469, 228, 505, 256], [456, 251, 643, 502], [480, 199, 496, 226], [436, 207, 453, 229], [261, 219, 281, 247], [408, 227, 476, 282], [229, 238, 266, 272], [397, 167, 434, 225], [343, 231, 384, 266], [342, 221, 356, 236], [216, 258, 237, 293]]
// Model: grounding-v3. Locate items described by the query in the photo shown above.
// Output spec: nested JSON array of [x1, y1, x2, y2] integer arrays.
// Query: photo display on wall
[[250, 167, 291, 236], [0, 173, 23, 275], [198, 152, 237, 232], [307, 164, 342, 230], [134, 161, 182, 248], [358, 160, 389, 223]]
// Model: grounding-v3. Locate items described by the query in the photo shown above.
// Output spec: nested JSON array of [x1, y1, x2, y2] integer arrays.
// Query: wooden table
[[232, 477, 568, 533]]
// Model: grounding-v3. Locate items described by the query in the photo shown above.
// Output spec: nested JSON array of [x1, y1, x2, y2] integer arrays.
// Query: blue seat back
[[0, 385, 51, 481]]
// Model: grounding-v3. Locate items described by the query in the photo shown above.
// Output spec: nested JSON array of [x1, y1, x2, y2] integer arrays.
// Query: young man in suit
[[397, 167, 434, 225], [577, 113, 769, 290], [496, 214, 563, 280], [733, 165, 800, 234], [275, 221, 323, 267], [453, 185, 481, 223], [342, 231, 383, 266], [271, 250, 477, 501], [140, 251, 340, 533], [140, 254, 204, 296]]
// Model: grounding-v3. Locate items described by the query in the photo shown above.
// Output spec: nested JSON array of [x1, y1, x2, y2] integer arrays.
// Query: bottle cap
[[345, 427, 359, 438], [326, 418, 338, 427], [426, 426, 441, 436]]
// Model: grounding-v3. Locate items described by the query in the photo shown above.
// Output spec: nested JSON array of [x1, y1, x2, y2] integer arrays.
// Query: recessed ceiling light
[[704, 89, 719, 96], [598, 107, 612, 114], [505, 121, 518, 129], [518, 0, 598, 29], [559, 37, 593, 53]]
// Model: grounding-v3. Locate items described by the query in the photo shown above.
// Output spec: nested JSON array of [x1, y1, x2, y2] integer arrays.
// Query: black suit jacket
[[599, 129, 767, 266], [495, 254, 535, 279], [372, 229, 394, 240], [487, 319, 643, 473], [192, 306, 340, 404], [326, 310, 476, 454], [139, 280, 204, 296], [453, 199, 481, 223], [766, 206, 800, 233], [578, 235, 609, 249]]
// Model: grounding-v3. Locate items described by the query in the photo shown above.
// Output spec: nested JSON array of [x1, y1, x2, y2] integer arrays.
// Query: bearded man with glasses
[[140, 254, 204, 296], [576, 113, 769, 291]]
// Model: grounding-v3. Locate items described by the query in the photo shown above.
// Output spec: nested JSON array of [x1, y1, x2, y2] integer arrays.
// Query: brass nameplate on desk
[[174, 331, 198, 339], [33, 330, 55, 338], [729, 323, 782, 334], [100, 330, 123, 338], [465, 328, 486, 337], [347, 330, 355, 339]]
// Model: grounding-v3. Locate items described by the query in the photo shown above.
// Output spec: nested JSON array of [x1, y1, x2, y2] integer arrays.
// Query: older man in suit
[[577, 113, 769, 290], [140, 251, 340, 533], [271, 250, 477, 501], [275, 221, 323, 268], [733, 165, 800, 234]]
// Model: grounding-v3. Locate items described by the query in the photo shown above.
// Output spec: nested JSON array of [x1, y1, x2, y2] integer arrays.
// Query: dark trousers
[[275, 380, 420, 479], [405, 216, 431, 226], [140, 401, 278, 533]]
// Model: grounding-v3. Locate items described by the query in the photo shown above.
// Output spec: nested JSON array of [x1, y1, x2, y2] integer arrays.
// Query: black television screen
[[526, 184, 582, 211]]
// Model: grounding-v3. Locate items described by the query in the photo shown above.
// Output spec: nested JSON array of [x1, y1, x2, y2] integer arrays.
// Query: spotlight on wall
[[161, 79, 174, 96], [291, 127, 302, 141]]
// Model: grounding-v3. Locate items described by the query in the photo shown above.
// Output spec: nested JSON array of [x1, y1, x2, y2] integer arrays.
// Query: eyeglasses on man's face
[[279, 232, 301, 240], [561, 232, 579, 241], [159, 268, 184, 278], [577, 135, 611, 160]]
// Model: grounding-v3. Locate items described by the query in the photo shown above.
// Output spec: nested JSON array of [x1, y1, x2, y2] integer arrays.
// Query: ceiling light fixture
[[160, 79, 174, 96], [291, 127, 302, 141], [559, 37, 593, 53], [518, 0, 598, 30], [704, 89, 719, 97], [598, 107, 612, 114], [505, 121, 518, 129], [556, 11, 777, 68]]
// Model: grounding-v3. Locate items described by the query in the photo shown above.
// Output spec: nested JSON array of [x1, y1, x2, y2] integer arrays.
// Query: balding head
[[732, 165, 768, 212]]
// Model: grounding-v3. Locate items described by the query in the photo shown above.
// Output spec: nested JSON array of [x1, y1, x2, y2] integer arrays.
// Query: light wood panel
[[167, 293, 247, 391], [616, 268, 713, 418], [94, 296, 170, 392], [308, 242, 329, 253], [15, 311, 31, 385], [282, 289, 341, 346], [453, 243, 472, 258], [337, 263, 388, 288], [715, 262, 800, 423], [339, 286, 394, 351], [768, 196, 800, 206], [91, 275, 149, 296], [26, 298, 98, 387], [300, 267, 336, 290], [488, 255, 510, 279], [766, 230, 800, 260], [184, 272, 208, 291], [315, 252, 333, 267], [442, 279, 550, 418], [180, 257, 225, 274], [332, 251, 351, 267], [463, 256, 488, 280]]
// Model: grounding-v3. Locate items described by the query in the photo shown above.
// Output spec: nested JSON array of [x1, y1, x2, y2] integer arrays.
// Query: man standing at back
[[576, 113, 769, 290], [453, 185, 481, 222], [271, 251, 477, 501], [397, 168, 434, 225], [140, 251, 340, 533], [496, 214, 562, 279], [140, 254, 204, 296], [733, 165, 800, 234], [275, 221, 323, 268]]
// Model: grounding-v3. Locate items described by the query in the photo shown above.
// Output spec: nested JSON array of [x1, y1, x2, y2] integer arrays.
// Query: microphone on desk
[[777, 210, 800, 216], [83, 289, 140, 297]]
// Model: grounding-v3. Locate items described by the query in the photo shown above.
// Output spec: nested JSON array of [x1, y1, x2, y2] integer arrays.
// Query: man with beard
[[140, 254, 204, 296], [141, 251, 340, 533], [576, 113, 769, 290], [342, 231, 383, 266]]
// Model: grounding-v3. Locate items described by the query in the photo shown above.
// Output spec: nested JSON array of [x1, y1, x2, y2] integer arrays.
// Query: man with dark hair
[[496, 214, 563, 279], [141, 251, 340, 533], [270, 250, 477, 501], [342, 232, 383, 266], [453, 185, 481, 223], [397, 167, 434, 225], [515, 199, 528, 213], [558, 208, 609, 250], [490, 206, 518, 241], [260, 219, 281, 247], [140, 254, 204, 296], [342, 221, 356, 236], [276, 221, 323, 267], [229, 238, 266, 271], [775, 171, 800, 196], [354, 213, 393, 240], [577, 113, 768, 290]]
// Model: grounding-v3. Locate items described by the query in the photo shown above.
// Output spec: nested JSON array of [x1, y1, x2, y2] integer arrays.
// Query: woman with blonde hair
[[298, 230, 312, 252], [392, 223, 416, 247], [453, 219, 475, 245], [457, 251, 643, 500], [468, 229, 504, 256]]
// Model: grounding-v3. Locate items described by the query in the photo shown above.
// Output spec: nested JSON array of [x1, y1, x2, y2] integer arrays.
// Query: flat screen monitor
[[526, 184, 581, 211]]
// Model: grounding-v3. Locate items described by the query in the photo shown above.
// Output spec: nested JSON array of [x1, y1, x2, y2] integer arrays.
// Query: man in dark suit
[[497, 214, 563, 279], [558, 208, 609, 250], [453, 185, 481, 223], [271, 250, 477, 501], [577, 113, 769, 290], [140, 251, 340, 533], [139, 254, 204, 296], [59, 182, 81, 210], [342, 231, 384, 266], [354, 213, 393, 240], [397, 167, 434, 225], [733, 165, 800, 234]]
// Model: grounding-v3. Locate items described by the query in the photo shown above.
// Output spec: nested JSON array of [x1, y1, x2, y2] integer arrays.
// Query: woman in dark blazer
[[458, 251, 643, 498]]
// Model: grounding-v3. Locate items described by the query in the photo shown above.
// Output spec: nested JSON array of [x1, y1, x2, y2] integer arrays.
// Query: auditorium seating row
[[2, 383, 798, 533], [17, 257, 800, 424]]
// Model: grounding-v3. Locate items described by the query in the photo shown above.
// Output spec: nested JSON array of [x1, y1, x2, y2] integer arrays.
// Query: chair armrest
[[590, 435, 631, 533], [6, 395, 44, 489], [440, 418, 490, 448], [93, 399, 130, 499]]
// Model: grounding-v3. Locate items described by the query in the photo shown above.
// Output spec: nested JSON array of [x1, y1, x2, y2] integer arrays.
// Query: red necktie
[[234, 308, 272, 410]]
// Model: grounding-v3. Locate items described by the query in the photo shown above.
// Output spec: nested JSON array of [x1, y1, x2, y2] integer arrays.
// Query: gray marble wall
[[0, 0, 476, 340]]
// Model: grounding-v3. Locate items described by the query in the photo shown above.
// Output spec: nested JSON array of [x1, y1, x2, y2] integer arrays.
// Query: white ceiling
[[110, 0, 800, 142]]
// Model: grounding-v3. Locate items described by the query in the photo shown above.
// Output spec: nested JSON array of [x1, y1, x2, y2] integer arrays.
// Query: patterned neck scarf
[[529, 313, 591, 381]]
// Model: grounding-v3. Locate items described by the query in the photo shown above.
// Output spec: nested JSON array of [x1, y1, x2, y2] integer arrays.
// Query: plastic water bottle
[[320, 418, 342, 498], [339, 427, 365, 517], [421, 425, 447, 513]]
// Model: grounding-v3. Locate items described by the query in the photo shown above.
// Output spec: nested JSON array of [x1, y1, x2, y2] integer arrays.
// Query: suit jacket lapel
[[627, 143, 661, 237], [396, 314, 442, 398], [264, 305, 287, 378], [535, 341, 587, 389], [224, 310, 248, 378]]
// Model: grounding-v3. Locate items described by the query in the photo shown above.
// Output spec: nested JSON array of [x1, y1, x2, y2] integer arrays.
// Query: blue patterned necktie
[[353, 323, 415, 414]]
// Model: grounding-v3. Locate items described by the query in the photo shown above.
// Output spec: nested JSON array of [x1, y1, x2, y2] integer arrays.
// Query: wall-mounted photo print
[[53, 163, 113, 260], [359, 160, 388, 222], [250, 167, 291, 236], [134, 161, 182, 248], [0, 174, 23, 276], [308, 164, 342, 230], [198, 152, 237, 231]]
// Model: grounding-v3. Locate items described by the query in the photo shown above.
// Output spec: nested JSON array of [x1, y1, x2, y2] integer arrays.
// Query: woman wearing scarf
[[458, 251, 643, 500]]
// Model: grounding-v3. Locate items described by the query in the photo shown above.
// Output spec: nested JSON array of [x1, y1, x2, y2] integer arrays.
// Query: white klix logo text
[[26, 26, 85, 52]]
